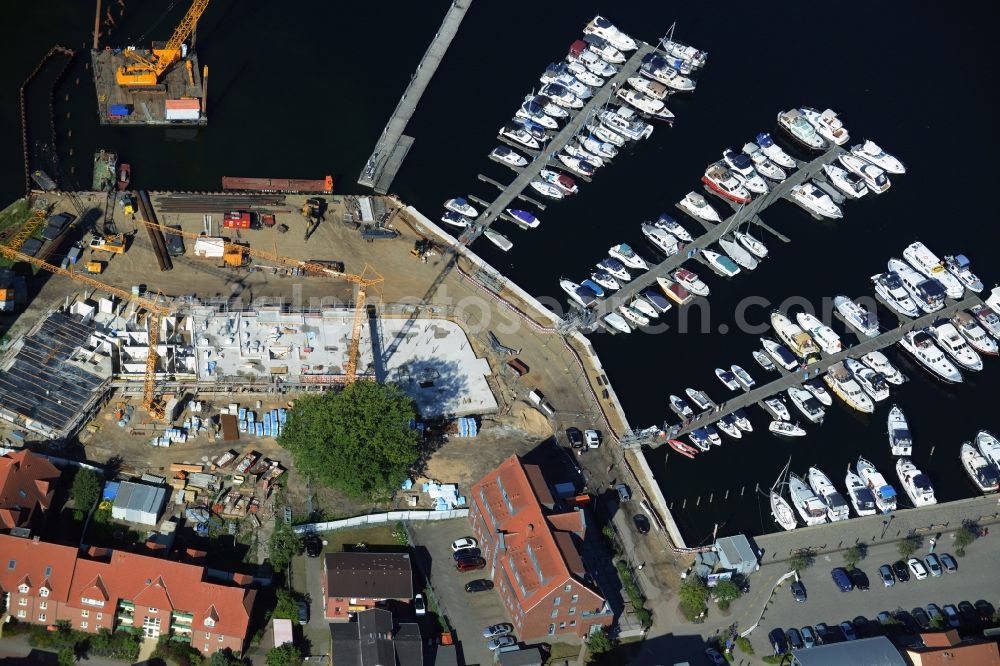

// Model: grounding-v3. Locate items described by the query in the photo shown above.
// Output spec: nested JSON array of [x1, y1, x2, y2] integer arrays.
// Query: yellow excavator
[[116, 0, 209, 87]]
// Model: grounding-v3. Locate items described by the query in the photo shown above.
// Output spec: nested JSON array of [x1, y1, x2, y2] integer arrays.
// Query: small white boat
[[558, 152, 595, 177], [951, 311, 998, 356], [540, 82, 584, 109], [742, 142, 787, 181], [566, 60, 605, 87], [560, 278, 598, 308], [506, 209, 540, 229], [564, 142, 604, 169], [862, 350, 904, 385], [670, 394, 694, 418], [790, 182, 843, 218], [872, 271, 921, 318], [944, 254, 984, 293], [586, 122, 626, 147], [795, 312, 841, 354], [440, 211, 471, 228], [672, 268, 709, 297], [678, 191, 721, 223], [808, 466, 850, 522], [896, 458, 936, 507], [799, 107, 850, 146], [822, 163, 868, 199], [599, 106, 654, 141], [641, 223, 680, 256], [845, 467, 878, 517], [618, 305, 650, 327], [660, 37, 708, 69], [851, 140, 905, 174], [578, 135, 617, 160], [838, 153, 890, 193], [609, 243, 648, 270], [715, 368, 741, 391], [716, 415, 742, 439], [755, 132, 796, 169], [583, 15, 638, 52], [499, 124, 540, 150], [903, 241, 965, 299], [928, 321, 983, 371], [788, 386, 825, 423], [653, 214, 693, 242], [582, 34, 626, 64], [857, 457, 897, 513], [772, 311, 822, 363], [731, 365, 755, 390], [844, 358, 890, 402], [517, 98, 559, 129], [701, 249, 741, 277], [529, 179, 565, 200], [761, 337, 798, 371], [722, 149, 769, 194], [627, 76, 669, 100], [631, 298, 659, 319], [978, 431, 1000, 469], [788, 473, 827, 525], [972, 304, 1000, 339], [602, 312, 631, 334], [824, 361, 874, 413], [685, 388, 713, 411], [590, 270, 620, 291], [539, 169, 578, 195], [616, 88, 666, 115], [804, 379, 832, 406], [887, 258, 946, 314], [733, 408, 753, 432], [734, 230, 768, 258], [705, 424, 723, 446], [490, 145, 528, 167], [887, 405, 912, 456], [548, 73, 592, 101], [763, 396, 791, 421], [753, 349, 778, 373], [639, 52, 697, 91], [444, 197, 478, 218], [483, 229, 513, 252], [771, 489, 798, 531], [898, 330, 963, 383], [596, 257, 630, 281], [702, 163, 752, 204], [835, 295, 879, 338], [961, 442, 999, 493], [719, 236, 758, 271], [656, 277, 692, 305], [777, 109, 827, 150], [686, 428, 710, 451]]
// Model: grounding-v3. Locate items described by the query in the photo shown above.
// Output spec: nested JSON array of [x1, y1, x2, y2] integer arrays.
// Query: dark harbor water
[[3, 2, 999, 545]]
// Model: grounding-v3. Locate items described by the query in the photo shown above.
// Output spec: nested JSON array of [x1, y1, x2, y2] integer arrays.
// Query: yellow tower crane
[[116, 0, 210, 87], [135, 218, 383, 382]]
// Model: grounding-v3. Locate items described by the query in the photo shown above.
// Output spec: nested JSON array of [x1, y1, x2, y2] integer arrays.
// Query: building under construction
[[90, 0, 209, 126]]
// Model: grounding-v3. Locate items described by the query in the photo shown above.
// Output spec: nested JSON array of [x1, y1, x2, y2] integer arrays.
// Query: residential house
[[0, 533, 256, 656], [329, 608, 423, 666], [322, 552, 414, 620], [0, 450, 60, 532], [468, 455, 612, 640], [905, 630, 1000, 666]]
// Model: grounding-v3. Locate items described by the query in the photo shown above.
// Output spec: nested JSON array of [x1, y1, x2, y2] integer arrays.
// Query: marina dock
[[462, 42, 656, 242], [566, 145, 845, 331], [358, 0, 473, 193], [625, 293, 987, 447]]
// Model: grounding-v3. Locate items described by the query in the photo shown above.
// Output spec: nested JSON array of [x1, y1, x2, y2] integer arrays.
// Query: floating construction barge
[[221, 176, 333, 194]]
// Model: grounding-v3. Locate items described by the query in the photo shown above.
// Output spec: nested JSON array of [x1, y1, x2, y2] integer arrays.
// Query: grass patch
[[319, 524, 398, 552], [546, 642, 580, 664], [0, 199, 30, 235]]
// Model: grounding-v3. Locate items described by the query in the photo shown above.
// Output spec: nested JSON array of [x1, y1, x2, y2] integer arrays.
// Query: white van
[[528, 389, 544, 406]]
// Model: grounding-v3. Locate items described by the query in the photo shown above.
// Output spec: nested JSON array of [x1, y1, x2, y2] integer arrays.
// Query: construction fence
[[292, 509, 468, 535]]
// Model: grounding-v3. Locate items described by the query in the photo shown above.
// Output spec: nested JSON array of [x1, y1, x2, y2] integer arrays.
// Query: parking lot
[[409, 518, 509, 666], [749, 537, 1000, 656]]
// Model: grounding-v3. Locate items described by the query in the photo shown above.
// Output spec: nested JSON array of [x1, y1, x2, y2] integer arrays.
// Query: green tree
[[208, 650, 246, 666], [277, 382, 420, 499], [842, 545, 863, 569], [953, 526, 976, 556], [679, 577, 709, 621], [70, 469, 101, 513], [736, 636, 754, 655], [273, 588, 298, 621], [897, 536, 920, 559], [788, 549, 815, 572], [57, 647, 75, 666], [713, 580, 742, 610], [929, 614, 946, 631], [586, 628, 614, 656], [269, 521, 302, 573], [392, 522, 409, 546], [266, 643, 303, 666]]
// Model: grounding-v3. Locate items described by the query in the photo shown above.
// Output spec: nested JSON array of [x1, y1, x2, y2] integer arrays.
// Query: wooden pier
[[625, 293, 987, 447], [358, 0, 473, 193], [461, 42, 657, 243]]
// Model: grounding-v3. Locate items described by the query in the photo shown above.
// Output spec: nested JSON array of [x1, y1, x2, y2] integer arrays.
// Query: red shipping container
[[224, 211, 251, 229]]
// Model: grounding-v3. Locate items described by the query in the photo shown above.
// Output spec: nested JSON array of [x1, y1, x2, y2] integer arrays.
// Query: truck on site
[[193, 236, 249, 267], [89, 235, 127, 254]]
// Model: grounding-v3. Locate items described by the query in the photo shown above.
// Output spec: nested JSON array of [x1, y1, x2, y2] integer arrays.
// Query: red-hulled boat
[[701, 163, 751, 204], [117, 163, 131, 191], [667, 439, 698, 459]]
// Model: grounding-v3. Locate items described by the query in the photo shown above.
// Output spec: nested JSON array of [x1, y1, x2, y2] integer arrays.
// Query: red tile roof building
[[0, 534, 256, 655], [906, 630, 1000, 666], [0, 450, 60, 531], [468, 455, 612, 640]]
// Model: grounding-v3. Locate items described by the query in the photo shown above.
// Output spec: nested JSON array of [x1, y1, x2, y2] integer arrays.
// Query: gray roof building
[[110, 480, 167, 526], [715, 534, 758, 575], [792, 636, 907, 666], [329, 608, 422, 666]]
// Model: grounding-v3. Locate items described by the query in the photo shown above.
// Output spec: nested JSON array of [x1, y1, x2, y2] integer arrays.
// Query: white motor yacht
[[822, 163, 868, 198], [790, 182, 843, 218], [722, 149, 769, 194], [596, 257, 630, 281], [972, 304, 1000, 339], [529, 179, 565, 200], [534, 94, 570, 119], [499, 124, 540, 150], [961, 442, 1000, 493], [903, 241, 965, 299], [578, 135, 618, 160], [660, 37, 708, 69], [788, 386, 826, 423], [702, 163, 752, 204], [627, 76, 669, 100], [734, 230, 768, 258], [704, 425, 723, 447], [583, 15, 637, 51], [951, 311, 998, 355], [609, 243, 648, 270], [483, 229, 513, 252], [862, 350, 904, 385], [731, 365, 755, 390], [600, 107, 654, 140], [615, 88, 665, 115], [844, 358, 890, 402], [602, 312, 631, 334], [850, 140, 905, 174], [763, 396, 791, 421], [440, 211, 471, 228], [835, 295, 880, 337], [771, 489, 798, 531], [897, 458, 937, 507], [761, 337, 798, 371], [887, 258, 946, 313], [720, 236, 758, 271], [631, 297, 659, 320], [688, 428, 711, 452], [733, 408, 753, 432], [872, 271, 921, 318], [540, 62, 594, 96], [754, 132, 796, 168], [978, 431, 1000, 468], [702, 249, 741, 277], [551, 73, 592, 100], [685, 388, 713, 411], [717, 414, 742, 439], [771, 311, 821, 363], [590, 270, 619, 291], [618, 305, 649, 327], [897, 330, 963, 383], [639, 52, 697, 91], [799, 107, 850, 145], [777, 109, 827, 150], [770, 421, 806, 437], [564, 142, 603, 168], [444, 197, 478, 218], [824, 361, 874, 413], [586, 122, 625, 147], [715, 368, 741, 391], [887, 405, 913, 456], [560, 279, 598, 308], [582, 34, 625, 64], [539, 169, 578, 195], [795, 312, 842, 354], [641, 223, 679, 256], [845, 467, 878, 517], [669, 394, 694, 418], [788, 473, 828, 525], [557, 152, 595, 177], [656, 277, 692, 305], [566, 60, 605, 87], [857, 457, 898, 513], [838, 153, 891, 193], [517, 100, 558, 130], [753, 349, 778, 373], [943, 254, 984, 293], [505, 209, 540, 228], [808, 466, 850, 521], [490, 146, 528, 167], [672, 268, 710, 296], [928, 321, 983, 371], [540, 82, 583, 109], [804, 378, 832, 406], [742, 142, 787, 181], [654, 214, 693, 242], [678, 191, 722, 223]]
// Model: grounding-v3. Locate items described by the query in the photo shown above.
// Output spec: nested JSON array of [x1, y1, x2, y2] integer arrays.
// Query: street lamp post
[[880, 515, 895, 540]]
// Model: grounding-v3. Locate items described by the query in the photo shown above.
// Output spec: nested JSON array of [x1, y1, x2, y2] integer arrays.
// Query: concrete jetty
[[358, 0, 473, 193]]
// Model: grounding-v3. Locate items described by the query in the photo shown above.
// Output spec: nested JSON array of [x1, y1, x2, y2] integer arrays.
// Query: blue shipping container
[[109, 104, 130, 116]]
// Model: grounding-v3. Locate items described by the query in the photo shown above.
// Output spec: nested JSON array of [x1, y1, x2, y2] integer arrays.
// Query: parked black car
[[566, 427, 584, 449], [633, 514, 651, 534], [453, 547, 482, 561], [892, 560, 911, 582], [975, 600, 996, 623], [848, 568, 869, 591], [911, 607, 931, 630], [165, 225, 186, 256], [768, 628, 788, 655], [465, 579, 494, 593], [304, 533, 322, 558], [790, 580, 807, 603], [785, 628, 804, 650]]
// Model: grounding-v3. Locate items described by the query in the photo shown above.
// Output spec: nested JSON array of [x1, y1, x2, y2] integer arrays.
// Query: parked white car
[[907, 557, 928, 580], [451, 537, 478, 552]]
